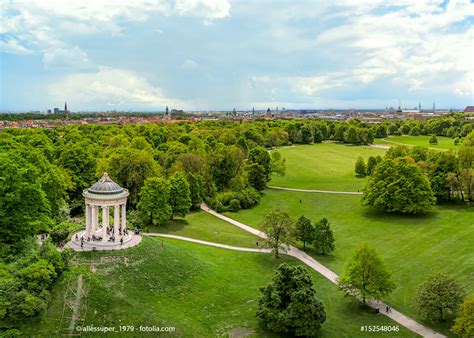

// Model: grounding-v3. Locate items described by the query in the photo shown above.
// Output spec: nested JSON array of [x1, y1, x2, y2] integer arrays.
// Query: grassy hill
[[18, 238, 416, 337]]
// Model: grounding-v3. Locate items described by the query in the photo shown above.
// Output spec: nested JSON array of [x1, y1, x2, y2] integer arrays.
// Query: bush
[[209, 187, 261, 212], [49, 221, 80, 244]]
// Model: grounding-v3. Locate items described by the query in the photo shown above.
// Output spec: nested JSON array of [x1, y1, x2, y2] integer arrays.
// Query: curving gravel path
[[199, 204, 445, 338]]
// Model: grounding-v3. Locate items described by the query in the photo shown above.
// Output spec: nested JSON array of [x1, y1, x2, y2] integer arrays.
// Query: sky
[[0, 0, 473, 112]]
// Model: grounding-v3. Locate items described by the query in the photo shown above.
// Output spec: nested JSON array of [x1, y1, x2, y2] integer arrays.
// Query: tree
[[313, 129, 324, 143], [367, 156, 378, 176], [334, 125, 346, 142], [137, 177, 172, 227], [186, 173, 204, 210], [270, 151, 286, 178], [248, 146, 271, 179], [355, 156, 367, 177], [338, 244, 395, 304], [362, 158, 435, 214], [0, 152, 51, 248], [169, 172, 191, 219], [106, 148, 161, 207], [297, 125, 313, 144], [344, 127, 360, 145], [451, 295, 474, 337], [313, 218, 335, 255], [414, 272, 466, 322], [261, 209, 294, 258], [257, 263, 326, 336], [429, 134, 438, 145], [246, 163, 268, 191], [295, 215, 314, 250]]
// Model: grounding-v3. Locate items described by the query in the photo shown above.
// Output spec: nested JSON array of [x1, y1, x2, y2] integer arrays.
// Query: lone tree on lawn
[[355, 156, 367, 177], [366, 156, 378, 176], [137, 177, 172, 227], [294, 215, 314, 250], [414, 272, 466, 322], [261, 209, 295, 258], [338, 243, 395, 305], [313, 218, 335, 255], [257, 263, 326, 336], [362, 158, 435, 214], [429, 134, 438, 145], [451, 295, 474, 337], [169, 171, 192, 219]]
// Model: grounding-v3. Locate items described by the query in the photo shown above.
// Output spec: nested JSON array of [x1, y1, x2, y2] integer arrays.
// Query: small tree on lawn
[[414, 272, 466, 322], [313, 218, 335, 255], [451, 295, 474, 337], [355, 156, 367, 177], [367, 156, 378, 176], [295, 215, 314, 251], [261, 209, 294, 258], [338, 243, 395, 304], [429, 134, 438, 145], [257, 263, 326, 336]]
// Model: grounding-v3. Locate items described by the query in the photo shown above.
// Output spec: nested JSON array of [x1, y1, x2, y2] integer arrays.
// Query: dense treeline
[[0, 115, 472, 333], [357, 131, 474, 214]]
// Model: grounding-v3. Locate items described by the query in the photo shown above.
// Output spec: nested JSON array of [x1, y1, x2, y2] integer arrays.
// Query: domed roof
[[87, 172, 124, 195]]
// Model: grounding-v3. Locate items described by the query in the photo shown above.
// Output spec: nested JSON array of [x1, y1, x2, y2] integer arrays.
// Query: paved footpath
[[267, 186, 364, 195], [200, 204, 445, 338]]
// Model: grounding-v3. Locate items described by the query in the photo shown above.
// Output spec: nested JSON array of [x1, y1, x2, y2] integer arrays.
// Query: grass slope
[[270, 143, 385, 191], [376, 136, 458, 150], [19, 238, 416, 337], [146, 211, 260, 248], [226, 190, 474, 335]]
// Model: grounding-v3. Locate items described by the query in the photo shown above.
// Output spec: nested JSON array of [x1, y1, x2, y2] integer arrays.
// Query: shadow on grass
[[360, 207, 438, 222], [147, 218, 190, 234]]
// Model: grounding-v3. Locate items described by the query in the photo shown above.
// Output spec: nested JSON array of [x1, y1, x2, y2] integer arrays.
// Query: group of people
[[75, 227, 128, 248]]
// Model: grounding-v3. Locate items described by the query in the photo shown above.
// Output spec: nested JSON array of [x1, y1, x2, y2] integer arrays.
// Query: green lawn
[[376, 135, 458, 150], [270, 143, 386, 191], [225, 190, 474, 336], [19, 237, 416, 337], [145, 211, 260, 248]]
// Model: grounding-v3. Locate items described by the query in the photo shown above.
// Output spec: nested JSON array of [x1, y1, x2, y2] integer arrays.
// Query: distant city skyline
[[1, 0, 473, 111]]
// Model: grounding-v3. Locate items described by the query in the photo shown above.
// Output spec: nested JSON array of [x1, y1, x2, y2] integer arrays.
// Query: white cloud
[[181, 59, 199, 70], [42, 46, 93, 70], [0, 38, 31, 54], [48, 67, 189, 109], [175, 0, 230, 24]]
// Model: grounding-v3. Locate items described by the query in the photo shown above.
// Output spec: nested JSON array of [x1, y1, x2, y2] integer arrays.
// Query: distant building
[[464, 106, 474, 113], [53, 108, 59, 113]]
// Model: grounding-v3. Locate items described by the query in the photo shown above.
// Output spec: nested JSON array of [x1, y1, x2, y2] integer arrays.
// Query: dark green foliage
[[338, 244, 395, 304], [363, 158, 435, 214], [257, 263, 326, 336], [209, 187, 260, 212], [297, 125, 314, 144], [137, 177, 172, 227], [294, 215, 314, 250], [429, 134, 438, 144], [354, 156, 367, 177], [246, 163, 268, 191], [0, 152, 51, 248], [313, 218, 335, 255], [344, 127, 360, 145], [186, 173, 204, 210], [366, 156, 378, 176], [414, 272, 466, 322], [169, 171, 192, 218], [427, 152, 458, 202]]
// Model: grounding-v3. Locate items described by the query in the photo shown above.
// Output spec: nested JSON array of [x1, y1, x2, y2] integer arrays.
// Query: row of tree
[[355, 131, 474, 214]]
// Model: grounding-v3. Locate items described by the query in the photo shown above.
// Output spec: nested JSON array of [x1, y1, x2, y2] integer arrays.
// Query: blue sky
[[0, 0, 472, 111]]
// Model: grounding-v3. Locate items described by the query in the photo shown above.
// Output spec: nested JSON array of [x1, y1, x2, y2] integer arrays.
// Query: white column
[[114, 204, 120, 235], [91, 205, 98, 237], [85, 204, 91, 237], [121, 203, 126, 230], [102, 206, 109, 239]]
